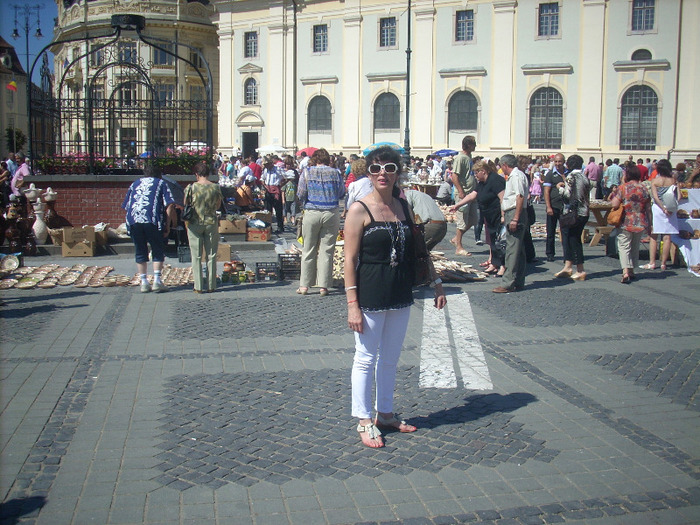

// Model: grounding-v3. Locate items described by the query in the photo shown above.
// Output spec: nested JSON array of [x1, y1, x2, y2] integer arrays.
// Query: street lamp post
[[402, 0, 412, 169], [12, 3, 43, 163]]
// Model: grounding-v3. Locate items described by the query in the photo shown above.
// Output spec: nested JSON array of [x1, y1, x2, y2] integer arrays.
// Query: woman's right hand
[[348, 303, 363, 333]]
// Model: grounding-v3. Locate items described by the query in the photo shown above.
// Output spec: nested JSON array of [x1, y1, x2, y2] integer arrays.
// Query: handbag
[[559, 203, 578, 227], [607, 205, 624, 227], [495, 224, 507, 256], [660, 185, 678, 213], [400, 199, 431, 286], [182, 185, 195, 221], [559, 174, 578, 227]]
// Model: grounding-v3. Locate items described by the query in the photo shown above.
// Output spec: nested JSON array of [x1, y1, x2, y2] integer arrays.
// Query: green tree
[[5, 127, 27, 153]]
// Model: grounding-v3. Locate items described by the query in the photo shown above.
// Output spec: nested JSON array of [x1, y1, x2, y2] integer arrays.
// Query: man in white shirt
[[493, 154, 529, 293], [404, 189, 447, 251]]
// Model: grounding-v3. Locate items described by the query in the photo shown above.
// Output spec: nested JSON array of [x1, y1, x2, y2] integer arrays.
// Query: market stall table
[[587, 200, 614, 247], [671, 188, 700, 277], [411, 183, 440, 198]]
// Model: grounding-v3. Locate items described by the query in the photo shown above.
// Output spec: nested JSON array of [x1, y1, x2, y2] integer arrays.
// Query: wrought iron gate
[[29, 14, 213, 175]]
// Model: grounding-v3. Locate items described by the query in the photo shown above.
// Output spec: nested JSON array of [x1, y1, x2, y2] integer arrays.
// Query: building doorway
[[242, 132, 259, 159]]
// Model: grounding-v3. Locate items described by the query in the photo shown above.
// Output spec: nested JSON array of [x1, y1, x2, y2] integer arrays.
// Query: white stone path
[[419, 294, 493, 390]]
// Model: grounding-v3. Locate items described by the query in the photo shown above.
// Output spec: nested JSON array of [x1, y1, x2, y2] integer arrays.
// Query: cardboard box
[[62, 241, 96, 257], [218, 219, 247, 234], [246, 211, 273, 224], [215, 243, 232, 261], [246, 226, 272, 242], [63, 226, 96, 244], [95, 230, 109, 246]]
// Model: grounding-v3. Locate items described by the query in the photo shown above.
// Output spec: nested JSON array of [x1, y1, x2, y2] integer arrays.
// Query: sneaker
[[140, 282, 152, 293], [475, 240, 484, 246], [153, 281, 169, 293]]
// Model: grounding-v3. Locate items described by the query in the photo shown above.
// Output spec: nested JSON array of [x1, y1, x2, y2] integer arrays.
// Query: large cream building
[[213, 0, 698, 165]]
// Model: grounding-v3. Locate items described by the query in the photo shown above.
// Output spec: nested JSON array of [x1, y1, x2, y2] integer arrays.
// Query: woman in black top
[[344, 146, 446, 448], [451, 159, 506, 275]]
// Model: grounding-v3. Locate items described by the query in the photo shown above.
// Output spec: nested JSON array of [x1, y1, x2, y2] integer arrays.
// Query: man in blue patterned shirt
[[122, 165, 177, 292]]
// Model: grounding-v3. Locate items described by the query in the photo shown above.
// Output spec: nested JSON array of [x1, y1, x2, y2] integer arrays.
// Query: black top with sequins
[[356, 200, 415, 312]]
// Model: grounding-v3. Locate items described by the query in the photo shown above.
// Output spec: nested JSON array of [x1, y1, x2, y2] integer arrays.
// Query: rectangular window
[[455, 10, 474, 42], [189, 47, 204, 69], [90, 45, 104, 67], [93, 128, 105, 156], [379, 17, 397, 48], [191, 85, 205, 109], [244, 31, 258, 59], [153, 43, 174, 66], [120, 82, 137, 107], [631, 0, 655, 31], [538, 3, 559, 38], [118, 42, 137, 64], [155, 84, 175, 107], [92, 85, 105, 108], [313, 24, 328, 53]]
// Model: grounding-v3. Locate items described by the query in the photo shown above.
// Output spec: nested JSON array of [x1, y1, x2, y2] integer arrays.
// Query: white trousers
[[351, 306, 411, 419]]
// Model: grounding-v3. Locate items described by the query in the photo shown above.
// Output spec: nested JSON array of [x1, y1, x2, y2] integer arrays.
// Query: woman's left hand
[[434, 286, 446, 309]]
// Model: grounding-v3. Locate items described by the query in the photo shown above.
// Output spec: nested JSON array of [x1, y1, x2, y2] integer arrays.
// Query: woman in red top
[[611, 165, 650, 283]]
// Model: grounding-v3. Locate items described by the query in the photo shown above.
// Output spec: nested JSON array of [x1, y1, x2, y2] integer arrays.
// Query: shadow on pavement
[[404, 392, 537, 431], [0, 496, 47, 524]]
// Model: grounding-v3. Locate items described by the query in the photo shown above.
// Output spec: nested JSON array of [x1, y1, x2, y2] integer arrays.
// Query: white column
[[411, 7, 436, 150], [268, 22, 286, 146], [342, 12, 362, 151], [577, 0, 607, 154], [490, 1, 517, 151], [216, 17, 235, 155]]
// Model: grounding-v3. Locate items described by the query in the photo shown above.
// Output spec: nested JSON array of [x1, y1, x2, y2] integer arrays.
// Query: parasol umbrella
[[258, 144, 292, 155], [362, 142, 405, 156], [433, 148, 459, 157], [178, 141, 209, 151], [296, 146, 318, 157], [139, 151, 153, 158]]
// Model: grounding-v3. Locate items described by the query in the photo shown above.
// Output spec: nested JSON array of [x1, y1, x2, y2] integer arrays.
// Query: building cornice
[[613, 59, 671, 72], [521, 63, 573, 75], [366, 72, 406, 82], [439, 67, 487, 78], [300, 76, 339, 85], [238, 63, 263, 75]]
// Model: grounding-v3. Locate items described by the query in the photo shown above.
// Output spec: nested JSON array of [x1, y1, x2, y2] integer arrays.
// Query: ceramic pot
[[33, 210, 49, 244]]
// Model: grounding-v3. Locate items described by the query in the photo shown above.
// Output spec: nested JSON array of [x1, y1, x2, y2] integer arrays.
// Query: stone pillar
[[490, 1, 517, 151], [342, 11, 363, 151], [412, 7, 436, 150], [217, 17, 235, 155], [577, 0, 607, 154], [268, 22, 287, 146]]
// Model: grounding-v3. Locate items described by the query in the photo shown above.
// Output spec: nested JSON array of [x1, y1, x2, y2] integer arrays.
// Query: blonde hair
[[473, 159, 497, 174], [351, 158, 367, 176]]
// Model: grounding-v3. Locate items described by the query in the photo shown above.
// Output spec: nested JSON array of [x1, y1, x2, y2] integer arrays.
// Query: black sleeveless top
[[356, 199, 415, 312]]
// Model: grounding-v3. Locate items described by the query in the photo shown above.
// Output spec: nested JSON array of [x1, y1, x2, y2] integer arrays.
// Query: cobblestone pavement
[[1, 227, 699, 524]]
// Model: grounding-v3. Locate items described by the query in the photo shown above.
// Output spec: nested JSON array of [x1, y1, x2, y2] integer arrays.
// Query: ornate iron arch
[[29, 14, 214, 175]]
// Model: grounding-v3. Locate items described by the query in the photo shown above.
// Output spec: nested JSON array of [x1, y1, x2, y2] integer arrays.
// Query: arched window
[[244, 78, 258, 105], [373, 93, 400, 130], [528, 87, 563, 149], [620, 85, 658, 150], [448, 91, 478, 131], [631, 49, 652, 61], [308, 96, 332, 132]]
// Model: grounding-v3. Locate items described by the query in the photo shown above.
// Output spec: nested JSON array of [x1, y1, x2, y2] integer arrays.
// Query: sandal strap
[[357, 422, 382, 439]]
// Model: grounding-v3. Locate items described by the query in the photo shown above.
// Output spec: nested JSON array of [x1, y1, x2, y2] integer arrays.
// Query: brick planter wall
[[28, 174, 191, 228]]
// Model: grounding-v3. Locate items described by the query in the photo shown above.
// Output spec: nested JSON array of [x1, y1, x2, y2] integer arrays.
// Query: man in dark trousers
[[543, 153, 567, 262]]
